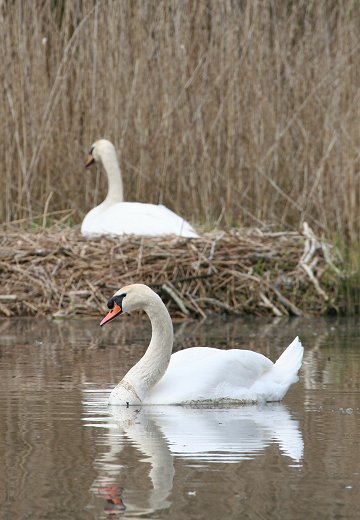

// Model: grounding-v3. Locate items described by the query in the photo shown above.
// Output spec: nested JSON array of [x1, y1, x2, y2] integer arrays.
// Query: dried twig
[[0, 226, 344, 318]]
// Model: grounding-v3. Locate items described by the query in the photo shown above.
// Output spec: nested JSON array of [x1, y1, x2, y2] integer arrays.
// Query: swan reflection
[[83, 392, 303, 517]]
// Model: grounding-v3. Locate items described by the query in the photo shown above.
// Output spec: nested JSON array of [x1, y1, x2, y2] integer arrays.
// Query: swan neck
[[123, 297, 174, 401], [101, 148, 124, 203]]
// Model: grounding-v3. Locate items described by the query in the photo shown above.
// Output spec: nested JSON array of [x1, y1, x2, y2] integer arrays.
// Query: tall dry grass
[[1, 0, 360, 243]]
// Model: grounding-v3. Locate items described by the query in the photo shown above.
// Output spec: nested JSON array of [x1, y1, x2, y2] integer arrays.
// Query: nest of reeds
[[0, 223, 345, 319]]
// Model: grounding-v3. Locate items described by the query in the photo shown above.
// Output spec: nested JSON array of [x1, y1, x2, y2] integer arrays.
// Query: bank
[[0, 223, 350, 319]]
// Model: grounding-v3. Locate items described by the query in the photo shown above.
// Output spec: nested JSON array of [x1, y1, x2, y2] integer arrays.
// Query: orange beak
[[100, 303, 122, 327], [85, 154, 95, 168]]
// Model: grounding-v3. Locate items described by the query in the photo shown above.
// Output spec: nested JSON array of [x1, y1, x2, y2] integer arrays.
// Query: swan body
[[82, 139, 199, 238], [100, 284, 304, 406]]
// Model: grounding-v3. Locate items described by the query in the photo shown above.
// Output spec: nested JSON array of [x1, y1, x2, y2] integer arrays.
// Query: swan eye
[[89, 145, 94, 155], [107, 293, 127, 310]]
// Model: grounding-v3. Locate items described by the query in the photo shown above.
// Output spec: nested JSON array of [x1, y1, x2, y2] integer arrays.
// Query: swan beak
[[100, 303, 122, 327], [85, 154, 95, 168]]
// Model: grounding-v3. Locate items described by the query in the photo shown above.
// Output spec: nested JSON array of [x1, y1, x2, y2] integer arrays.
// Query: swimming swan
[[100, 284, 304, 406], [81, 139, 199, 238]]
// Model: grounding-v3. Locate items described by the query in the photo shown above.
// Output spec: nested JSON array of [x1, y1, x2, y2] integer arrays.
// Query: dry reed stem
[[1, 1, 360, 242], [0, 224, 344, 319]]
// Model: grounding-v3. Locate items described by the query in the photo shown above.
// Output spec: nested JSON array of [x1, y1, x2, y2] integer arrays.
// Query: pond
[[0, 315, 360, 519]]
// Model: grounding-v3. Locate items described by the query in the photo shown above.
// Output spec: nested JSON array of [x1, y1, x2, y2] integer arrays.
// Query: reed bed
[[1, 1, 360, 244], [0, 225, 344, 319]]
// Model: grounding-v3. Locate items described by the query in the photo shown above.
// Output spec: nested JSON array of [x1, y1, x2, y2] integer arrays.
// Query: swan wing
[[82, 202, 198, 237], [147, 347, 273, 404]]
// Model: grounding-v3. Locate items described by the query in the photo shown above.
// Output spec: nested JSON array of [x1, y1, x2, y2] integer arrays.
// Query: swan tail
[[255, 337, 304, 402], [271, 336, 304, 391], [274, 336, 304, 375]]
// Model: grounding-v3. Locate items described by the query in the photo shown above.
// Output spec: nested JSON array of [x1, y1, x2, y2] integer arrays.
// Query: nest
[[0, 223, 345, 319]]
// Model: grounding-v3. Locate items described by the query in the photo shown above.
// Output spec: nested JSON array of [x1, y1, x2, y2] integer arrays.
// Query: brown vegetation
[[1, 1, 360, 242], [0, 225, 344, 318]]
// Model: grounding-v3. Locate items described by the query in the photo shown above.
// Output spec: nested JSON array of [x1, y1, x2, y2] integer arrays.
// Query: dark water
[[1, 315, 360, 519]]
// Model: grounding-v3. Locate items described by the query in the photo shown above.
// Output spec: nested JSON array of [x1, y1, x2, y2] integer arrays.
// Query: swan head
[[85, 139, 116, 168], [100, 284, 161, 327]]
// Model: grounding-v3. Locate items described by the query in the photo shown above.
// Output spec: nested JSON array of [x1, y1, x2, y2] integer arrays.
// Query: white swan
[[81, 139, 199, 238], [100, 284, 304, 405]]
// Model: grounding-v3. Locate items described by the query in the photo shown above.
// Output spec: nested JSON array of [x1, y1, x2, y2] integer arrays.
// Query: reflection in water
[[83, 390, 303, 517], [2, 317, 360, 519]]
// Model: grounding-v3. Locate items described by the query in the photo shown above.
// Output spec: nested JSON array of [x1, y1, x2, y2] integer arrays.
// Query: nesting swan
[[100, 284, 304, 406], [81, 139, 199, 238]]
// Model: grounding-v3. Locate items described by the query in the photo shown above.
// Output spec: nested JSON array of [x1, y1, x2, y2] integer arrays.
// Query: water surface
[[0, 315, 360, 519]]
